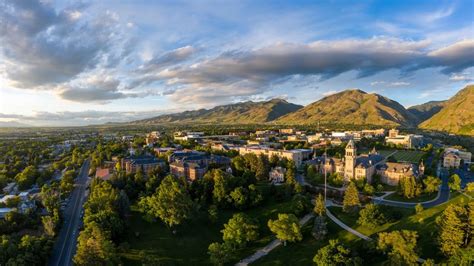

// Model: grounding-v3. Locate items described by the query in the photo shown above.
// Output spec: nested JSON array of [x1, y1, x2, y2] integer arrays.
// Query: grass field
[[254, 218, 342, 265], [327, 192, 470, 263], [378, 150, 426, 163], [119, 198, 297, 265]]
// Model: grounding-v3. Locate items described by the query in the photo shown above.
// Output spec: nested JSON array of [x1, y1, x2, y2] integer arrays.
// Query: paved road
[[373, 164, 450, 208], [49, 160, 90, 266]]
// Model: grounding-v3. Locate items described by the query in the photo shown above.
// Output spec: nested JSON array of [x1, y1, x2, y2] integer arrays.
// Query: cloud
[[0, 109, 177, 127], [449, 74, 473, 81], [0, 0, 132, 89], [370, 81, 410, 87], [148, 38, 472, 104], [322, 90, 338, 96]]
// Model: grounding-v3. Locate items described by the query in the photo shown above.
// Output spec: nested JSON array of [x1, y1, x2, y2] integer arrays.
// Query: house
[[2, 182, 18, 195], [95, 168, 113, 181], [0, 208, 14, 219], [279, 128, 295, 135], [145, 131, 161, 146], [269, 167, 286, 183]]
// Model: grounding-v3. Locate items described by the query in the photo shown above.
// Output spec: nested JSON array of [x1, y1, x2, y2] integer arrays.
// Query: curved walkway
[[235, 213, 314, 266], [325, 202, 426, 264]]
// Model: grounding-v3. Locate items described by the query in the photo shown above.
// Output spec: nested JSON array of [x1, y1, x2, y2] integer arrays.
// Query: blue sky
[[0, 0, 473, 126]]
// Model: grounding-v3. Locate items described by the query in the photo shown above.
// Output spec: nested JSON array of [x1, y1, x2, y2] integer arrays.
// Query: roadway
[[49, 159, 90, 266]]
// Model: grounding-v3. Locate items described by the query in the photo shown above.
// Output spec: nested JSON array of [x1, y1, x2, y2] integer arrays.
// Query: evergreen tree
[[448, 174, 461, 191], [343, 182, 360, 213], [437, 203, 471, 256], [314, 193, 325, 217]]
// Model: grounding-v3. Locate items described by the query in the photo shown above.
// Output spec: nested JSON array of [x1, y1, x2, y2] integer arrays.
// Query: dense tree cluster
[[437, 202, 473, 258], [74, 180, 129, 265]]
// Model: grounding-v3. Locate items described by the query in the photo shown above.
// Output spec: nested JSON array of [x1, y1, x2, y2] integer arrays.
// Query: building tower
[[344, 139, 357, 180]]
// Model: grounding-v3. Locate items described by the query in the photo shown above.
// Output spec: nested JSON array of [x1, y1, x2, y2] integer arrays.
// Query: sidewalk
[[235, 213, 314, 266]]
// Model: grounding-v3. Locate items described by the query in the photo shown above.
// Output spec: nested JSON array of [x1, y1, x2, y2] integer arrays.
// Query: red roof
[[95, 168, 112, 180]]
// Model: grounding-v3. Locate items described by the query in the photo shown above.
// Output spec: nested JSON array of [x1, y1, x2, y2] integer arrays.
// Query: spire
[[371, 146, 377, 155], [346, 139, 355, 149]]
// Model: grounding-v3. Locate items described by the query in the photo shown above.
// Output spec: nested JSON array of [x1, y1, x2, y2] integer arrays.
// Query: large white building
[[385, 129, 424, 149], [239, 146, 312, 166]]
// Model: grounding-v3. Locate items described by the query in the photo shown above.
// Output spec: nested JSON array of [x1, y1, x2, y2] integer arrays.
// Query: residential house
[[269, 167, 286, 183]]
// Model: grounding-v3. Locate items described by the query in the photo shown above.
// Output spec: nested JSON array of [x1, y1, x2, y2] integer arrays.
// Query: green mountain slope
[[408, 101, 446, 123], [137, 99, 303, 124], [276, 89, 418, 127], [420, 85, 474, 135]]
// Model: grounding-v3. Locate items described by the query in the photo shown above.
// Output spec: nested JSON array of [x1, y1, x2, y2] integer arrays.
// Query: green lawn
[[378, 150, 425, 163], [254, 218, 342, 266], [327, 192, 470, 263], [119, 198, 297, 265], [384, 192, 438, 203]]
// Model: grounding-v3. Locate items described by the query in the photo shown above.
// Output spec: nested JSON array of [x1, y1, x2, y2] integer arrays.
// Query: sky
[[0, 0, 473, 126]]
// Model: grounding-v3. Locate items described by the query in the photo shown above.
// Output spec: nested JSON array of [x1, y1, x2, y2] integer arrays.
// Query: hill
[[408, 101, 446, 123], [420, 85, 474, 135], [137, 99, 303, 124], [276, 89, 418, 127]]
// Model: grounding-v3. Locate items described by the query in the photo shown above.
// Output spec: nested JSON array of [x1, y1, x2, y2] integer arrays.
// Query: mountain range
[[135, 85, 474, 135]]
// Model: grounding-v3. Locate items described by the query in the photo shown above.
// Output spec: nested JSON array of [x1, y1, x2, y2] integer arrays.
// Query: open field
[[378, 150, 426, 163], [119, 198, 297, 265]]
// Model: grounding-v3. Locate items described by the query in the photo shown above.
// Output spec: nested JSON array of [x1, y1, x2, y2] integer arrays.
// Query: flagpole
[[324, 149, 327, 204]]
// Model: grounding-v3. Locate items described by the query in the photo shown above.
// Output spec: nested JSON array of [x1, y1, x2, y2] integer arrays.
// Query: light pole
[[324, 149, 327, 204]]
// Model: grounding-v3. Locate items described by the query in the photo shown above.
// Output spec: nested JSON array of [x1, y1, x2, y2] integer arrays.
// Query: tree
[[377, 230, 419, 265], [42, 213, 58, 237], [138, 175, 193, 229], [363, 183, 375, 195], [255, 154, 269, 181], [312, 216, 327, 240], [465, 183, 474, 193], [357, 203, 386, 228], [222, 213, 259, 248], [399, 176, 419, 199], [415, 203, 424, 214], [229, 187, 248, 210], [208, 242, 234, 266], [448, 174, 461, 191], [15, 166, 37, 190], [343, 182, 360, 213], [423, 176, 441, 194], [212, 170, 229, 206], [313, 239, 354, 266], [437, 203, 471, 256], [314, 193, 325, 217], [268, 213, 302, 246], [208, 205, 218, 223], [74, 222, 118, 265], [40, 184, 61, 214], [60, 170, 75, 195]]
